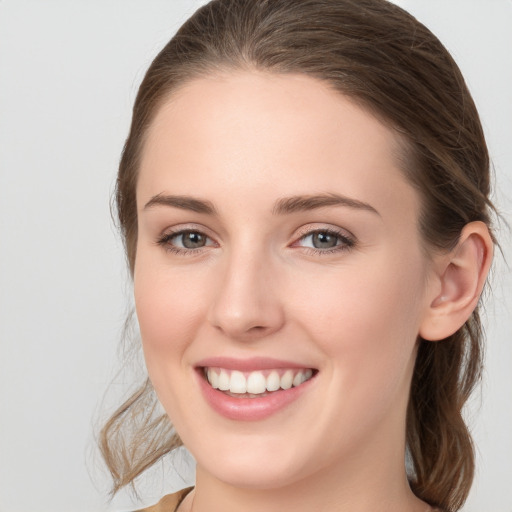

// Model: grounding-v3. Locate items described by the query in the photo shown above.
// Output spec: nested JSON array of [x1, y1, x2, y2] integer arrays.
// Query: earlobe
[[419, 221, 493, 341]]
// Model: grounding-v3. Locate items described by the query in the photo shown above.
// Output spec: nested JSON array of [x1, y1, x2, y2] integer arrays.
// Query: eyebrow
[[272, 193, 380, 216], [144, 193, 217, 215], [143, 192, 379, 216]]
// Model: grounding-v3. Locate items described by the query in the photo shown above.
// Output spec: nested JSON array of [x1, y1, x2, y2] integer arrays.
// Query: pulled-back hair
[[100, 1, 494, 510]]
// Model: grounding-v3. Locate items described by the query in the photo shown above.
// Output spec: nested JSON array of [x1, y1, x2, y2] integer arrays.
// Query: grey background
[[0, 1, 510, 511]]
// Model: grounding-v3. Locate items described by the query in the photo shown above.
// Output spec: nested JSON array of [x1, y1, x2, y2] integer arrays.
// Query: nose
[[207, 247, 285, 341]]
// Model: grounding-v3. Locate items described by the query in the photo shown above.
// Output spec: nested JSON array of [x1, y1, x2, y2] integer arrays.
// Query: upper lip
[[195, 356, 316, 372]]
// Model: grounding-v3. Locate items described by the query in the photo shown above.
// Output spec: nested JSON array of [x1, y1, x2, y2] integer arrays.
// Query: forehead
[[137, 71, 418, 220]]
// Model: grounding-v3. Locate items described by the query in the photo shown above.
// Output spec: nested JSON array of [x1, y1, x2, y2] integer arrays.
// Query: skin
[[134, 71, 452, 512]]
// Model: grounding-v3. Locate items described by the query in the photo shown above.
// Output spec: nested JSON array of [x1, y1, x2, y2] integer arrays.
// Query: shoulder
[[135, 487, 194, 512]]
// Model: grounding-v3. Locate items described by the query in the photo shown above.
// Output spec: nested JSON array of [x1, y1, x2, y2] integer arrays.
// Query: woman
[[100, 1, 495, 511]]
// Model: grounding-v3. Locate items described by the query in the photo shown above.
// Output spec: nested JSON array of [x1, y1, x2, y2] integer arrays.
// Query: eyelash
[[156, 227, 356, 256]]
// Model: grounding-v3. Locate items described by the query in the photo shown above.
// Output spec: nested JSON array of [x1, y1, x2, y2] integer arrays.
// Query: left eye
[[296, 230, 354, 250]]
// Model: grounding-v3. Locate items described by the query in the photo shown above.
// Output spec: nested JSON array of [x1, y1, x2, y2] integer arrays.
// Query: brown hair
[[100, 1, 495, 510]]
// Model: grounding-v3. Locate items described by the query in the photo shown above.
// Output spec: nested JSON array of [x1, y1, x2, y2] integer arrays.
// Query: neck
[[186, 437, 428, 512]]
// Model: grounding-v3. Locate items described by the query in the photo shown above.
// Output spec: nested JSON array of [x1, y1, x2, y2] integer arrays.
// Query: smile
[[204, 367, 315, 397], [195, 357, 318, 421]]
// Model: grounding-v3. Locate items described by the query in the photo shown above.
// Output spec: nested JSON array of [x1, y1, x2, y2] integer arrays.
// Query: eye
[[294, 228, 355, 253], [304, 231, 339, 249], [174, 231, 208, 249], [156, 229, 216, 254]]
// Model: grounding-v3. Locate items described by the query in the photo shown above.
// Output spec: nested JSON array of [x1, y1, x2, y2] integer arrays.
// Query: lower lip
[[196, 370, 315, 421]]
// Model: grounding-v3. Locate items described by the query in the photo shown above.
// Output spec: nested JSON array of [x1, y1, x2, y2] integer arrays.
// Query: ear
[[419, 221, 493, 341]]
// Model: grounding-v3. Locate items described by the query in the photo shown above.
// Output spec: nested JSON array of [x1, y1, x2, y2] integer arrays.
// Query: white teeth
[[247, 371, 267, 394], [292, 371, 304, 387], [266, 370, 281, 392], [293, 369, 313, 387], [280, 370, 293, 390], [229, 370, 247, 393], [207, 368, 219, 389], [206, 367, 314, 395], [218, 369, 230, 391]]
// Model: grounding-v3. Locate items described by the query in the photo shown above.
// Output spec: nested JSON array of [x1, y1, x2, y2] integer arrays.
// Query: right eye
[[173, 231, 208, 249], [157, 229, 216, 254]]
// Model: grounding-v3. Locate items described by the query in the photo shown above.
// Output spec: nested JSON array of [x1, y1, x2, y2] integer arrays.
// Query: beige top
[[136, 487, 442, 512], [136, 487, 194, 512]]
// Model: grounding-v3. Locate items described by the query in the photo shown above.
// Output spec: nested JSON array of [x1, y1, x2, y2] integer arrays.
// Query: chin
[[203, 463, 306, 490], [192, 437, 317, 490]]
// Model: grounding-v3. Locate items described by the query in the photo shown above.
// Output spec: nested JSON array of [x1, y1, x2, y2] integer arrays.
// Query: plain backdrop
[[0, 1, 510, 511]]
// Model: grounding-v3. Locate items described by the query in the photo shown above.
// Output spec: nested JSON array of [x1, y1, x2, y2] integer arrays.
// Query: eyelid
[[158, 223, 217, 239], [292, 223, 355, 242]]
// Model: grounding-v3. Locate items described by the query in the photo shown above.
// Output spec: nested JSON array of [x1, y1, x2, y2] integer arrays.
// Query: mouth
[[194, 357, 319, 420], [201, 367, 316, 398]]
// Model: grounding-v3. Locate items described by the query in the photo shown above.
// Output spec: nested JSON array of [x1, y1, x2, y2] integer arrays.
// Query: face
[[134, 71, 436, 489]]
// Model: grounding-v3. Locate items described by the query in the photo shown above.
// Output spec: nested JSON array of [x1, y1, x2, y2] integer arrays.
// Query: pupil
[[313, 232, 337, 249], [183, 232, 205, 249]]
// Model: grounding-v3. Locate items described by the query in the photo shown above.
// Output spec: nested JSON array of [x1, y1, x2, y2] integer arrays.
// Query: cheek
[[133, 259, 208, 362], [292, 252, 426, 383], [285, 255, 427, 450], [133, 259, 213, 420]]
